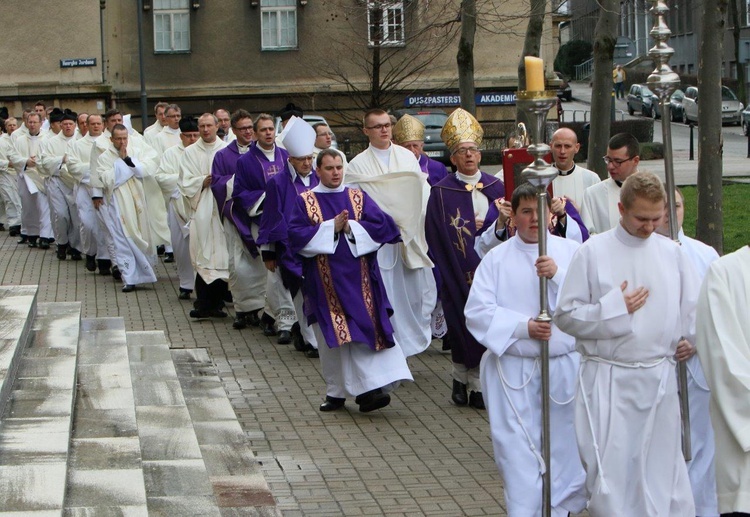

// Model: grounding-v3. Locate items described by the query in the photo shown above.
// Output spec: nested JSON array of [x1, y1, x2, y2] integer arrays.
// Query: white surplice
[[38, 133, 80, 248], [552, 164, 601, 208], [178, 137, 228, 284], [0, 134, 25, 227], [554, 224, 698, 517], [696, 245, 750, 514], [346, 144, 437, 357], [675, 231, 720, 517], [67, 134, 103, 256], [98, 149, 157, 285], [580, 177, 621, 235], [465, 234, 587, 517]]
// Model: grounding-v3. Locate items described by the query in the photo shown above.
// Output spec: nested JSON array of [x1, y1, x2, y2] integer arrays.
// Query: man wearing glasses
[[346, 109, 437, 359], [580, 133, 640, 235], [211, 110, 267, 330], [152, 104, 182, 157]]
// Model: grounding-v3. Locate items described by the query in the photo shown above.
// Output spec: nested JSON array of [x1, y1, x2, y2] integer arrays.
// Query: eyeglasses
[[234, 126, 253, 132], [317, 131, 334, 137], [453, 146, 481, 156], [167, 114, 181, 119], [603, 155, 635, 166], [366, 123, 392, 130], [291, 155, 314, 162]]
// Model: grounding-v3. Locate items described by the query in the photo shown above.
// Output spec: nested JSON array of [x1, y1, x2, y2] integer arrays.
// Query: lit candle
[[525, 56, 545, 92]]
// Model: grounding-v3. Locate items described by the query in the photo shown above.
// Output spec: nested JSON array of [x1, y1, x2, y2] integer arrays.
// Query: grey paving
[[0, 284, 38, 418]]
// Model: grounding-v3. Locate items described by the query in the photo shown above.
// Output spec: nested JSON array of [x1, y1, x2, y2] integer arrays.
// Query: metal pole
[[136, 0, 149, 131], [517, 91, 559, 517], [689, 124, 694, 160], [647, 0, 691, 462], [100, 1, 106, 84]]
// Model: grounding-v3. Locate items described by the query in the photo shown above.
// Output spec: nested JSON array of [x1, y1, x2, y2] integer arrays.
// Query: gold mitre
[[392, 114, 425, 144], [441, 108, 483, 151]]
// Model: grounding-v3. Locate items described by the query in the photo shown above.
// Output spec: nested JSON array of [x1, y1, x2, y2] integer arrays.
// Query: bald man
[[549, 128, 600, 208]]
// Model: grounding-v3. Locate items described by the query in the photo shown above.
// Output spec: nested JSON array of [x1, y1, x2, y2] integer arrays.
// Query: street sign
[[404, 92, 518, 107], [60, 58, 97, 68]]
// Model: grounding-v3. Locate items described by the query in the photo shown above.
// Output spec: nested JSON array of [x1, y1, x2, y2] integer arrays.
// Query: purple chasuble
[[425, 172, 505, 369], [257, 163, 319, 291], [419, 154, 449, 187], [288, 187, 401, 352], [233, 142, 289, 252]]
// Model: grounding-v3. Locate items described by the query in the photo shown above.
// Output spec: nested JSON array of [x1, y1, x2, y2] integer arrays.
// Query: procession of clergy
[[2, 99, 749, 516]]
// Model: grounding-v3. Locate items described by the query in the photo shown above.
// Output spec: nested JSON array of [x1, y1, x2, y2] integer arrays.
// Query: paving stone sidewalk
[[0, 232, 516, 516]]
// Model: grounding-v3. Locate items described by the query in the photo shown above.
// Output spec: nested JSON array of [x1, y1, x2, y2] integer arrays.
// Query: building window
[[154, 0, 190, 53], [261, 0, 298, 50], [367, 1, 405, 47], [747, 0, 750, 26]]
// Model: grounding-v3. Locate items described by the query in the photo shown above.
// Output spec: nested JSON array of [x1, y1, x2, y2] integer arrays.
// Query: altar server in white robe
[[657, 188, 720, 517], [178, 113, 229, 318], [555, 171, 697, 517], [549, 128, 600, 207], [67, 114, 105, 272], [0, 123, 25, 236], [14, 112, 54, 248], [96, 124, 157, 292], [345, 108, 437, 357], [39, 109, 82, 259], [696, 245, 750, 515], [580, 133, 640, 235], [465, 183, 586, 517], [155, 117, 200, 300]]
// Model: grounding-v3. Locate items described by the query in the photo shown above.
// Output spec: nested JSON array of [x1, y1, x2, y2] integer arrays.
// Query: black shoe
[[28, 236, 40, 248], [245, 310, 260, 326], [56, 244, 68, 260], [97, 259, 112, 275], [260, 312, 277, 336], [291, 322, 305, 351], [233, 312, 248, 329], [111, 266, 122, 281], [469, 391, 485, 410], [8, 225, 20, 237], [85, 255, 97, 272], [208, 309, 228, 318], [319, 396, 346, 412], [122, 284, 135, 293], [38, 238, 50, 250], [304, 344, 319, 358], [178, 289, 192, 300], [69, 248, 82, 261], [357, 389, 391, 413], [451, 380, 468, 406], [163, 252, 175, 263], [156, 244, 165, 256], [0, 223, 5, 231], [441, 334, 452, 352], [277, 330, 292, 345], [17, 234, 28, 244], [190, 309, 210, 320]]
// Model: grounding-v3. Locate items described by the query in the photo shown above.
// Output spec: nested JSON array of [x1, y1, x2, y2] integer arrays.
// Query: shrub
[[554, 40, 593, 78]]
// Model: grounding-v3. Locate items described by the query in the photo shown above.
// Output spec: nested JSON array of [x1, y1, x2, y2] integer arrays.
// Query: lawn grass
[[680, 182, 749, 253]]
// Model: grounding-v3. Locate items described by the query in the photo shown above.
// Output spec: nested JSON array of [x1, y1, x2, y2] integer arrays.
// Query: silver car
[[681, 85, 744, 125]]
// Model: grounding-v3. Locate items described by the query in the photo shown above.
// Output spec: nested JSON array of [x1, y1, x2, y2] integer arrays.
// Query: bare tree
[[586, 0, 619, 179], [302, 0, 460, 126], [516, 0, 546, 91], [457, 0, 477, 114], [696, 0, 726, 253]]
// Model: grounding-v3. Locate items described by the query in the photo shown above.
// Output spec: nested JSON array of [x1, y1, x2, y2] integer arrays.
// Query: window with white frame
[[261, 0, 298, 50], [154, 0, 191, 53], [367, 1, 405, 47]]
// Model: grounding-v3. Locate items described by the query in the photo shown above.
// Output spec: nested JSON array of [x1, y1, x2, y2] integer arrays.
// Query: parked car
[[392, 108, 450, 164], [741, 105, 750, 135], [681, 85, 744, 125], [626, 84, 656, 117], [554, 71, 572, 102], [651, 89, 685, 121], [274, 114, 338, 149]]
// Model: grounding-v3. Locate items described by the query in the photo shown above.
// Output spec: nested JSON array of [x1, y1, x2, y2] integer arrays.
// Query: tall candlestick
[[525, 56, 545, 92]]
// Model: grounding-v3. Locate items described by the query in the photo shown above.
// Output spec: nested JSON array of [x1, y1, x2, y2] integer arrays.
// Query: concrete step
[[0, 301, 82, 515], [0, 285, 39, 418], [65, 317, 148, 516]]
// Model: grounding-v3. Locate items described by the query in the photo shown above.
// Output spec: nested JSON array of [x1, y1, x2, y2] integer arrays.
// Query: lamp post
[[136, 0, 149, 130]]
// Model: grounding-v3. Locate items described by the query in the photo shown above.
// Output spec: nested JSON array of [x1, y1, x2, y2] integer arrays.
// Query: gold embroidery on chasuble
[[348, 188, 387, 350], [448, 205, 472, 259], [300, 191, 352, 346]]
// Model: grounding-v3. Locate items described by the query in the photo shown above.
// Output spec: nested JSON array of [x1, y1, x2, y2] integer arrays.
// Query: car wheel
[[682, 110, 689, 124], [565, 92, 572, 102], [628, 104, 634, 116], [744, 121, 749, 136], [652, 106, 658, 119]]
